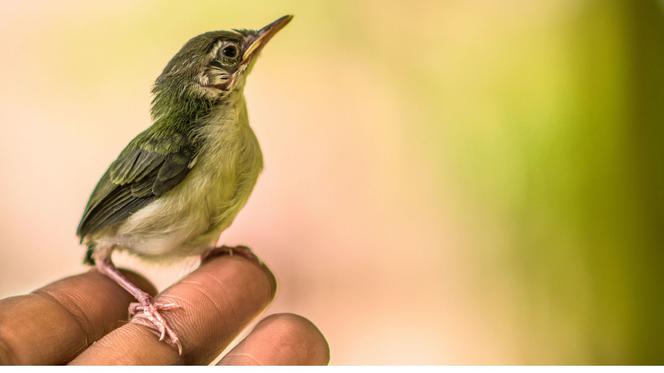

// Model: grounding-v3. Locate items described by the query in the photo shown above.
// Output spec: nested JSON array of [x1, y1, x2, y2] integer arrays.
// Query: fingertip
[[259, 313, 330, 363], [200, 246, 277, 299], [261, 263, 277, 300], [200, 253, 277, 300], [220, 313, 330, 365], [260, 313, 329, 350]]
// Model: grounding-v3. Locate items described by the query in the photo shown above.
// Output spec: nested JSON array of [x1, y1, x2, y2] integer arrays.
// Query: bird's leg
[[92, 245, 183, 354], [201, 244, 263, 267]]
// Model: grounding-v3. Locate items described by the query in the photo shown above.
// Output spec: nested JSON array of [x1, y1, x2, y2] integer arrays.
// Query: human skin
[[0, 254, 329, 365]]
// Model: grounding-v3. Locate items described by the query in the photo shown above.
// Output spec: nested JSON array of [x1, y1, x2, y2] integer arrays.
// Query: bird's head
[[153, 15, 292, 103]]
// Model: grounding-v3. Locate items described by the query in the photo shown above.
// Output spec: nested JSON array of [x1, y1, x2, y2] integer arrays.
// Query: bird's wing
[[76, 128, 197, 239]]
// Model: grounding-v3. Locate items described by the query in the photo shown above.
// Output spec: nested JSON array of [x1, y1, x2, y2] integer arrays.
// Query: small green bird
[[76, 15, 292, 353]]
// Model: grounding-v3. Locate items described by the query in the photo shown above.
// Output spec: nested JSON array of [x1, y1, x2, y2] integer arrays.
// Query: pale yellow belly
[[96, 99, 263, 261]]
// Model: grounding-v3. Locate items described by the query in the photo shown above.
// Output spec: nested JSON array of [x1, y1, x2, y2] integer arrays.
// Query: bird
[[76, 15, 293, 354]]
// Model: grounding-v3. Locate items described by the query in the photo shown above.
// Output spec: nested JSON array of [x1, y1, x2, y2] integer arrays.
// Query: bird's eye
[[222, 45, 238, 59]]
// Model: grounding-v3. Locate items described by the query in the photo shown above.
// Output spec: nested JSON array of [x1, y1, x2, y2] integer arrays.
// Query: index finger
[[70, 254, 276, 365]]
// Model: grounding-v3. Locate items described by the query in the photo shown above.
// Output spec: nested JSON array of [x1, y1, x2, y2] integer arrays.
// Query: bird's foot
[[202, 245, 263, 267], [129, 300, 183, 355]]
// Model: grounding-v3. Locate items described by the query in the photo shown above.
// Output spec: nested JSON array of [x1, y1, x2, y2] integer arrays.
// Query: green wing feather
[[76, 128, 197, 240]]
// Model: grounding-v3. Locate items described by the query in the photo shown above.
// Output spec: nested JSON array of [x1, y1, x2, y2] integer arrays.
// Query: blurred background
[[1, 0, 663, 364]]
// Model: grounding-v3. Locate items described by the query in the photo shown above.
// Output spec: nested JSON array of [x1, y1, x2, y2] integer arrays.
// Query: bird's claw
[[129, 301, 183, 354]]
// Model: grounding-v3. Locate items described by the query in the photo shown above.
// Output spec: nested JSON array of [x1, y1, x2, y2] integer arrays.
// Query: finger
[[70, 255, 276, 365], [0, 269, 155, 365], [219, 313, 329, 365]]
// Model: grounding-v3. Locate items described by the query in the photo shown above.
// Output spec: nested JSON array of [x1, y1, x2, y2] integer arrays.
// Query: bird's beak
[[242, 15, 293, 63]]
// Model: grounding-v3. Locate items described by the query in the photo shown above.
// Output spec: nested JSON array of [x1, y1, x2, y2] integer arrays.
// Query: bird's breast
[[114, 102, 263, 260]]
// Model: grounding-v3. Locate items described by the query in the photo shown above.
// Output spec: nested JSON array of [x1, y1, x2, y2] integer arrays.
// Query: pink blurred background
[[2, 0, 663, 365]]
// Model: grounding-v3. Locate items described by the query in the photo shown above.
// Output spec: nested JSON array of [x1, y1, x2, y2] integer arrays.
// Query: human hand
[[0, 255, 329, 365]]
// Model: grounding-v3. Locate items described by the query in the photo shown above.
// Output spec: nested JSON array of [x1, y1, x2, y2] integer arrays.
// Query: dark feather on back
[[76, 129, 197, 240]]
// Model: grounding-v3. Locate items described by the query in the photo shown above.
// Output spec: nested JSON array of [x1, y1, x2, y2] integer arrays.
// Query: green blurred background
[[1, 0, 663, 364]]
